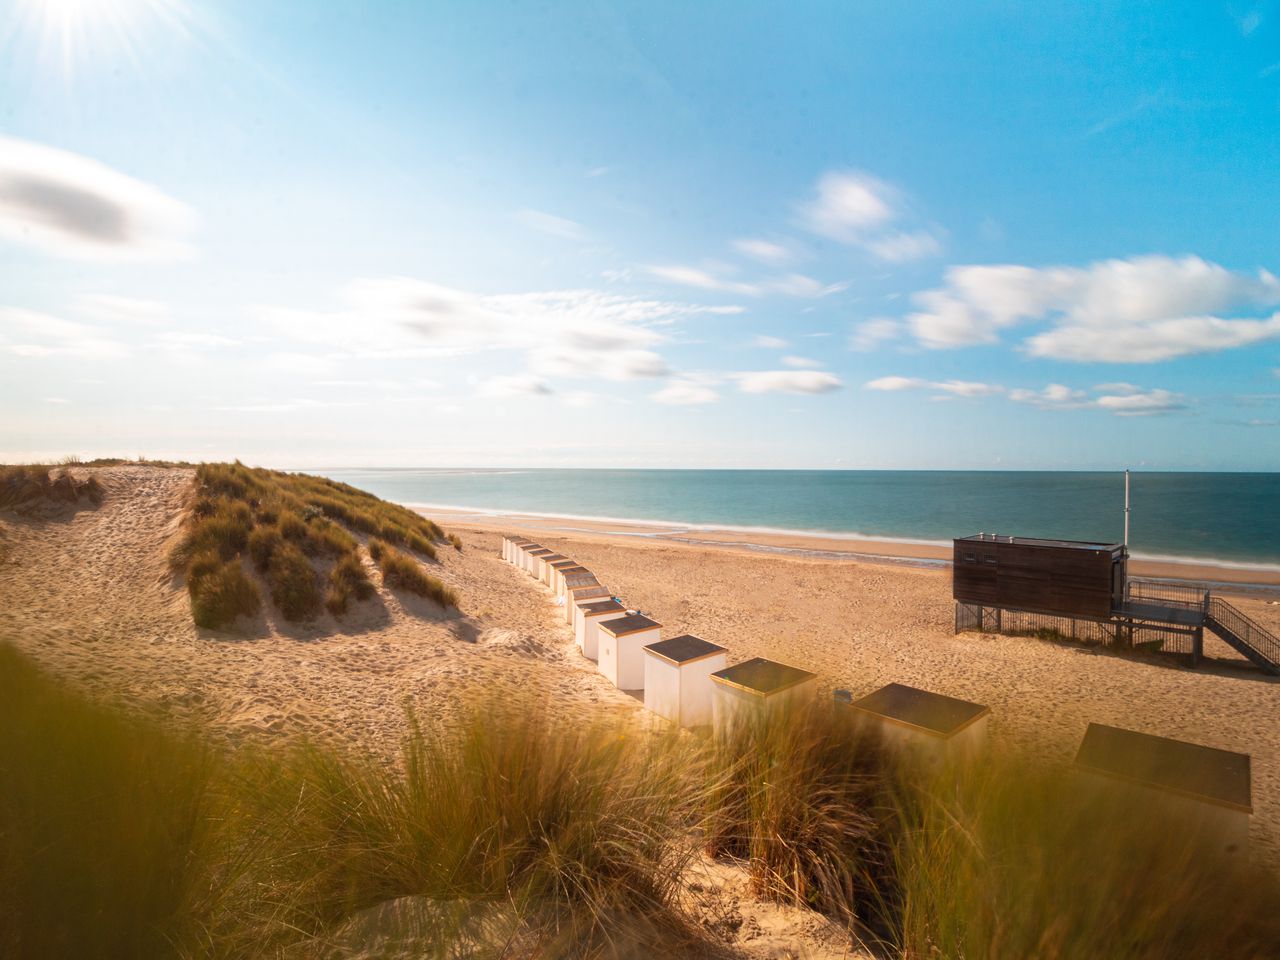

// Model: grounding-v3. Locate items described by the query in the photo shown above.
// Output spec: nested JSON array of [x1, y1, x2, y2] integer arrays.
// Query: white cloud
[[906, 254, 1280, 361], [645, 263, 760, 296], [644, 263, 844, 299], [514, 208, 586, 241], [865, 376, 1002, 398], [932, 379, 1005, 397], [870, 376, 1179, 416], [477, 374, 554, 398], [1006, 384, 1089, 408], [751, 334, 788, 349], [801, 170, 897, 240], [651, 379, 720, 405], [782, 355, 822, 369], [0, 135, 195, 260], [850, 317, 902, 351], [732, 237, 792, 264], [865, 375, 925, 391], [262, 280, 729, 385], [864, 229, 943, 263], [736, 370, 844, 395], [798, 169, 942, 263]]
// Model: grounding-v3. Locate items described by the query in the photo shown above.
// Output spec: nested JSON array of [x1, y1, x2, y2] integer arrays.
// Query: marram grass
[[3, 643, 1280, 959]]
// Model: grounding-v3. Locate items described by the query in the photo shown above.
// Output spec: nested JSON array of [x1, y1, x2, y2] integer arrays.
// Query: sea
[[318, 469, 1280, 570]]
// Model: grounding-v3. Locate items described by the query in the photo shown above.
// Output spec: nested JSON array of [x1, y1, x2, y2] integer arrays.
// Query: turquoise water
[[319, 469, 1280, 568]]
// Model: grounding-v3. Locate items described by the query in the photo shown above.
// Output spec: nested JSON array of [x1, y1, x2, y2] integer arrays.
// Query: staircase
[[1205, 597, 1280, 676]]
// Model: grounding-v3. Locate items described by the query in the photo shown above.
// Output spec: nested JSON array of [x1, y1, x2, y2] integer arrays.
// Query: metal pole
[[1124, 469, 1130, 548]]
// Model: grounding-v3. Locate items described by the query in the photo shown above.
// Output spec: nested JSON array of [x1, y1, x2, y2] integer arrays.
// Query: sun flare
[[15, 0, 189, 78]]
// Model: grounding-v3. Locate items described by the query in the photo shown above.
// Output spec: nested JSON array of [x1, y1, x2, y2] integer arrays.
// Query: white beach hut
[[1073, 723, 1252, 856], [565, 583, 611, 625], [526, 547, 553, 579], [710, 657, 817, 737], [505, 536, 531, 564], [597, 613, 661, 691], [836, 683, 989, 763], [517, 543, 544, 575], [643, 635, 727, 728], [541, 555, 572, 588], [553, 564, 589, 598], [561, 568, 599, 603], [576, 598, 626, 660]]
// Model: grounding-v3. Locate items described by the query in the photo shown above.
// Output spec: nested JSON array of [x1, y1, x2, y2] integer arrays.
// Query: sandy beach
[[4, 467, 1280, 875]]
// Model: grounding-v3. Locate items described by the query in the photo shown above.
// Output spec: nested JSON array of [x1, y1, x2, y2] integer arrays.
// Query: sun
[[14, 0, 190, 79]]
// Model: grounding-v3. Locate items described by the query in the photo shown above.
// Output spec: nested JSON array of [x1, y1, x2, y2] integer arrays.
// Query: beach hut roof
[[712, 657, 816, 696], [570, 584, 611, 598], [563, 571, 599, 588], [1074, 723, 1252, 813], [844, 683, 989, 739], [600, 613, 661, 637], [581, 599, 625, 615], [546, 557, 575, 567], [527, 548, 554, 557], [645, 634, 725, 666]]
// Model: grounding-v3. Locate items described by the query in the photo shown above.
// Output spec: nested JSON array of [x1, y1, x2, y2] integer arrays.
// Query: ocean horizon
[[318, 468, 1280, 569]]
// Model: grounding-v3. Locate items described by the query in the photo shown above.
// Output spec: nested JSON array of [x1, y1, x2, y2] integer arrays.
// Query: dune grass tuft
[[187, 551, 262, 629], [0, 465, 104, 510], [448, 533, 463, 551], [170, 463, 457, 626], [375, 542, 459, 609], [703, 700, 893, 924], [325, 552, 376, 617]]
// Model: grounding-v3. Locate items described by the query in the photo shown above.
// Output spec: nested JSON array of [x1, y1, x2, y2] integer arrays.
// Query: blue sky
[[1, 0, 1278, 469]]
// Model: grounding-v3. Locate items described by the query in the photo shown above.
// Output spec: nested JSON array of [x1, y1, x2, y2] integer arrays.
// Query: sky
[[1, 0, 1279, 470]]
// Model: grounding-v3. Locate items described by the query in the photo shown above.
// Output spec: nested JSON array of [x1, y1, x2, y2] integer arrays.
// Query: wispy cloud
[[644, 263, 845, 299], [732, 237, 792, 264], [651, 379, 720, 405], [0, 135, 195, 260], [781, 355, 822, 369], [514, 208, 586, 240], [0, 306, 130, 358], [869, 375, 1184, 416], [849, 317, 903, 352], [905, 254, 1280, 361], [751, 334, 788, 348]]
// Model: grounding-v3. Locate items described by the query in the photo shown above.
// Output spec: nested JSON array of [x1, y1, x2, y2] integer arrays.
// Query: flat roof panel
[[712, 657, 816, 696], [600, 613, 661, 637], [581, 599, 624, 615], [956, 534, 1123, 552], [848, 683, 989, 738], [1074, 723, 1252, 813], [645, 634, 726, 665]]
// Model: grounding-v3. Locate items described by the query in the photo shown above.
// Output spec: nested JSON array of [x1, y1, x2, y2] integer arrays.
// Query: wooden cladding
[[953, 537, 1126, 619]]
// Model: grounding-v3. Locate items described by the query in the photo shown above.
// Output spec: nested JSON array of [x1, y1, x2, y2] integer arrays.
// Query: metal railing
[[1207, 597, 1280, 670], [1125, 578, 1210, 610]]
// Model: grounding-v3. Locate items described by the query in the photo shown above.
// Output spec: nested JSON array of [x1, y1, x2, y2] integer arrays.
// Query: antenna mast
[[1124, 469, 1130, 548]]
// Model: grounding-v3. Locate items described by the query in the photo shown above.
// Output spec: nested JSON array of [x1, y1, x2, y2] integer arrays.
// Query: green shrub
[[187, 553, 261, 629], [377, 545, 458, 609], [267, 543, 321, 622], [325, 553, 375, 616]]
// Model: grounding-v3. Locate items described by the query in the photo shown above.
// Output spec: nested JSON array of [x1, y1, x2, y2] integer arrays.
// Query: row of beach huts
[[501, 535, 1254, 856]]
